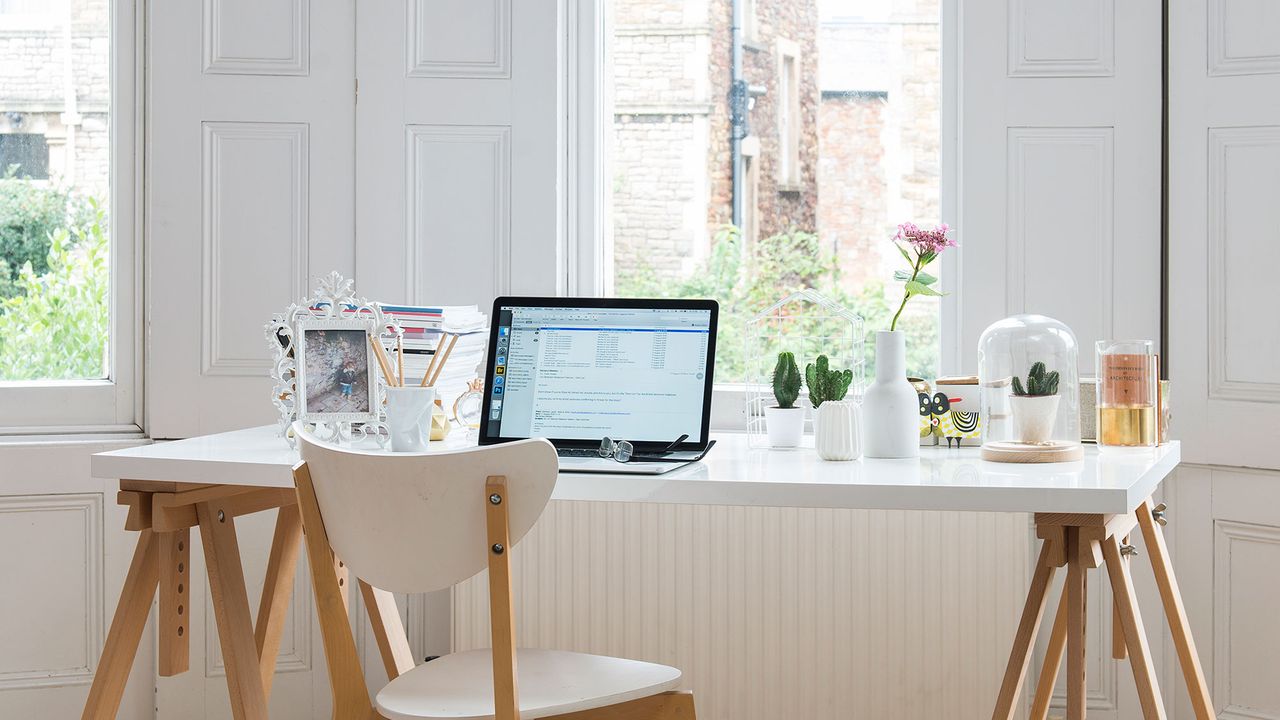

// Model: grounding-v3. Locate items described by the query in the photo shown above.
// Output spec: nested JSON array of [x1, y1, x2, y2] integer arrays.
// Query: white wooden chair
[[293, 427, 695, 720]]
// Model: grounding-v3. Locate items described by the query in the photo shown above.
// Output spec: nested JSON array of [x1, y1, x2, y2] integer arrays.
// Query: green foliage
[[0, 200, 109, 380], [805, 354, 853, 407], [0, 168, 93, 298], [771, 351, 801, 409], [614, 226, 941, 382], [1012, 361, 1059, 397]]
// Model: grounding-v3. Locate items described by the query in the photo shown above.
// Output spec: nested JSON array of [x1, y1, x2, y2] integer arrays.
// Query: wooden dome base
[[981, 441, 1084, 463]]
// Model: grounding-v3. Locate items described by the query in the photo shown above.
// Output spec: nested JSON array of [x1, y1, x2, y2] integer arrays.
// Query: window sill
[[777, 183, 803, 194], [0, 425, 147, 447]]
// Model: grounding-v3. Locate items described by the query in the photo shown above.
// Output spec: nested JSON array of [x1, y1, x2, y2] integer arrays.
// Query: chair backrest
[[295, 426, 558, 594]]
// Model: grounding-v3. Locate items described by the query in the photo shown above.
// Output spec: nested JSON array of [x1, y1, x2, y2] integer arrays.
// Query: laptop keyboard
[[557, 447, 600, 458]]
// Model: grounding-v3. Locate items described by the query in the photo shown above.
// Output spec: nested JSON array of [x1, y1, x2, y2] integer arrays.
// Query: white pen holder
[[385, 386, 436, 452]]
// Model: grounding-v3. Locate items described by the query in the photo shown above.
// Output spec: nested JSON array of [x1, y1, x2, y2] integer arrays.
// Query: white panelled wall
[[1168, 1, 1280, 719], [3, 0, 1279, 719]]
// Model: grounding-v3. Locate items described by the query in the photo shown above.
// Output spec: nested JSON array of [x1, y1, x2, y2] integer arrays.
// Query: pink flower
[[894, 222, 955, 257]]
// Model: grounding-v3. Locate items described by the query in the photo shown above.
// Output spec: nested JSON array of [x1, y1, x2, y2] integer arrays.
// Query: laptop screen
[[482, 301, 715, 445]]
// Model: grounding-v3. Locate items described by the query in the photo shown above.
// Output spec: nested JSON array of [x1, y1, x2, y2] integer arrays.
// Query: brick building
[[611, 0, 942, 293], [611, 0, 820, 284], [817, 0, 941, 288], [0, 0, 110, 199]]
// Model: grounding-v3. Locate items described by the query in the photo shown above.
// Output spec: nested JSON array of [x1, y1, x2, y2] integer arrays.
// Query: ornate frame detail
[[265, 272, 401, 446]]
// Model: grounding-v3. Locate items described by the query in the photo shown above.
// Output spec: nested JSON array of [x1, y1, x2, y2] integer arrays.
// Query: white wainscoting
[[453, 501, 1032, 720], [0, 441, 151, 718], [1172, 466, 1280, 720]]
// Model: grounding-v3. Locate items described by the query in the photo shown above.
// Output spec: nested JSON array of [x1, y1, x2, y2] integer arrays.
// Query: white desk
[[93, 425, 1180, 514], [83, 426, 1208, 720]]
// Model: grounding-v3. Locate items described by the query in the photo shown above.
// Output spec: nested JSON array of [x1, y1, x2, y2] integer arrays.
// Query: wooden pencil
[[427, 333, 459, 387], [396, 333, 405, 387], [368, 334, 397, 387], [420, 332, 449, 387]]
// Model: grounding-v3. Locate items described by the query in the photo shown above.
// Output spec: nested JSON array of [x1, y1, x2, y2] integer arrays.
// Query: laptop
[[478, 297, 718, 474]]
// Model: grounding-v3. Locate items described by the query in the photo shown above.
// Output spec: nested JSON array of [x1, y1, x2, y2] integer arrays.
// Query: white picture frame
[[265, 271, 399, 446], [295, 317, 379, 425]]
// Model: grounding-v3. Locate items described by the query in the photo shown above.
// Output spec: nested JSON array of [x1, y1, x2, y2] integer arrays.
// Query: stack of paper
[[378, 304, 489, 415]]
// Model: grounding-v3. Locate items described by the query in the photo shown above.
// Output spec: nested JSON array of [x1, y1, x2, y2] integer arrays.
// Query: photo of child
[[302, 328, 371, 415]]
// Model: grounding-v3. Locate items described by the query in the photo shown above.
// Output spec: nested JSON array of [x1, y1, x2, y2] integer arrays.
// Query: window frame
[[0, 0, 142, 437], [565, 0, 959, 431]]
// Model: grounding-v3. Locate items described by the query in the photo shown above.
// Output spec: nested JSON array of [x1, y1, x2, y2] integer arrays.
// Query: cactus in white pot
[[807, 355, 860, 461], [764, 352, 804, 447], [1009, 362, 1061, 444]]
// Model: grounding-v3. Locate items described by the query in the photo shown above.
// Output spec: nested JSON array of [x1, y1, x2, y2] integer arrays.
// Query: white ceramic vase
[[764, 406, 804, 448], [862, 331, 920, 458], [815, 400, 861, 461], [385, 386, 436, 452], [1010, 394, 1060, 444]]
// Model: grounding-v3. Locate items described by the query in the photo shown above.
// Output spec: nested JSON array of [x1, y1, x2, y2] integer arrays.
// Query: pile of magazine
[[378, 304, 488, 415]]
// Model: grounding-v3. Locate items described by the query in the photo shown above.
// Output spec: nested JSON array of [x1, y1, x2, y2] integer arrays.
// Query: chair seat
[[376, 648, 682, 720]]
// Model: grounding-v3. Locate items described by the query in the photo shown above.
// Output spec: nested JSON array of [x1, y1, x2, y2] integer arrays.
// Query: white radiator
[[453, 500, 1031, 720]]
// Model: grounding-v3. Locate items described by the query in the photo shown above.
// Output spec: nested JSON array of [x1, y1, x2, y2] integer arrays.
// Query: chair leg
[[360, 579, 415, 680], [1102, 534, 1166, 720], [293, 462, 377, 720], [546, 691, 697, 720], [1030, 583, 1069, 720], [992, 540, 1060, 720]]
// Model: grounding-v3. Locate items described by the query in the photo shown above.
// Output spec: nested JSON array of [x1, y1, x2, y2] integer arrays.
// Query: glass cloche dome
[[977, 314, 1082, 462]]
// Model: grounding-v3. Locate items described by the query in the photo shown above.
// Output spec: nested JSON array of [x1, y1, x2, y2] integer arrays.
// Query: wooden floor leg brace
[[992, 500, 1216, 720]]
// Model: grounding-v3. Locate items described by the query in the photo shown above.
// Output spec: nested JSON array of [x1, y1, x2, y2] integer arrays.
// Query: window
[[0, 0, 56, 29], [776, 39, 801, 188], [0, 0, 138, 433], [0, 133, 50, 179], [742, 142, 760, 247], [742, 0, 759, 44], [605, 0, 944, 387]]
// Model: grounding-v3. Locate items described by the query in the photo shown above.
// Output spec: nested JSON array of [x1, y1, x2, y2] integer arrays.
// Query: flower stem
[[890, 253, 924, 332]]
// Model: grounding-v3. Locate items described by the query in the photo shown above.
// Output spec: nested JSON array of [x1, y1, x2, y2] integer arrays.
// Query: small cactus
[[772, 352, 802, 409], [805, 354, 854, 408], [1012, 361, 1059, 397]]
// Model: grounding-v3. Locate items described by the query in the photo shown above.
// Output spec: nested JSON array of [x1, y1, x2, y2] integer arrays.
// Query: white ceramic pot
[[1010, 394, 1060, 444], [862, 331, 921, 458], [385, 386, 436, 452], [764, 406, 804, 448], [815, 400, 861, 461]]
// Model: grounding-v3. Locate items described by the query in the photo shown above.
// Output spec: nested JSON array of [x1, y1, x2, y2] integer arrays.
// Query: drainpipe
[[729, 0, 748, 228]]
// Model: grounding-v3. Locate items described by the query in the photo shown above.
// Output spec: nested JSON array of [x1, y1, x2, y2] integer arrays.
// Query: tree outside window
[[0, 0, 110, 380]]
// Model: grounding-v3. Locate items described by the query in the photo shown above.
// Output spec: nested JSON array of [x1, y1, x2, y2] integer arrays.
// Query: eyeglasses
[[598, 437, 635, 463], [598, 434, 689, 463]]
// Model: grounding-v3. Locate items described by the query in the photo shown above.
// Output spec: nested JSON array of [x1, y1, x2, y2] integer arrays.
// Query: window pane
[[609, 0, 942, 383], [0, 0, 110, 381]]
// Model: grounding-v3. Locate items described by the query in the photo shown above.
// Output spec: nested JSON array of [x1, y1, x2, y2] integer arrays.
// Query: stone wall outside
[[0, 0, 111, 199]]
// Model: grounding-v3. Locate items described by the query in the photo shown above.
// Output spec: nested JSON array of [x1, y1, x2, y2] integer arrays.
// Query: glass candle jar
[[1096, 340, 1158, 447]]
